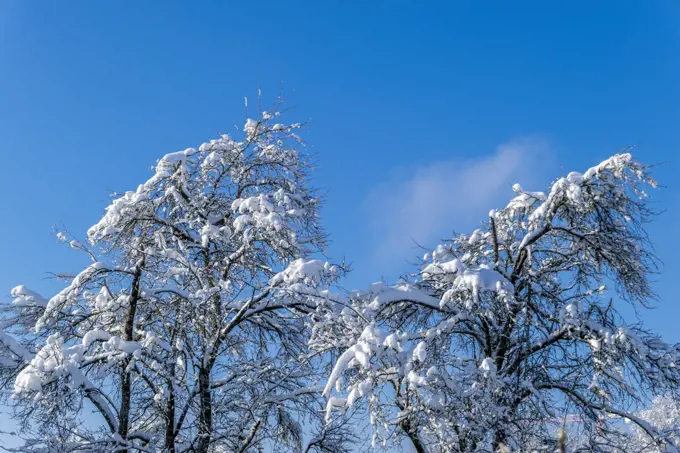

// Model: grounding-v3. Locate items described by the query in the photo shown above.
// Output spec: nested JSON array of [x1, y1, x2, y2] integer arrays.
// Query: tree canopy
[[1, 102, 678, 453]]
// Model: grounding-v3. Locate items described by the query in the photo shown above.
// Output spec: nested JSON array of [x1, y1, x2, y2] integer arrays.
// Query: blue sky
[[2, 0, 680, 327], [0, 2, 679, 443]]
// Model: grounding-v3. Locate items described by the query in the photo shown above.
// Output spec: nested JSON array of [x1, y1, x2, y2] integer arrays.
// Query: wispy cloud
[[363, 137, 553, 268]]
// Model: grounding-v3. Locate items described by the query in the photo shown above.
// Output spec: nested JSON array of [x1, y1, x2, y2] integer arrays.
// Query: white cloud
[[363, 137, 553, 268]]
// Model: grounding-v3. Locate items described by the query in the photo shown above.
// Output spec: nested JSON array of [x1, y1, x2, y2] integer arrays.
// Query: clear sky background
[[1, 1, 679, 448]]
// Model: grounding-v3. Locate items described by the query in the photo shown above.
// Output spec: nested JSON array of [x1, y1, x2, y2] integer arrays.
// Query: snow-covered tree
[[316, 153, 680, 452], [623, 395, 680, 453], [0, 98, 353, 453], [0, 235, 158, 452], [563, 394, 680, 452]]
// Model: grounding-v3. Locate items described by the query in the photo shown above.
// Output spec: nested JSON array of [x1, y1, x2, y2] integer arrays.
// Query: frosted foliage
[[315, 153, 680, 452], [623, 396, 680, 453], [0, 100, 353, 453], [1, 117, 676, 453]]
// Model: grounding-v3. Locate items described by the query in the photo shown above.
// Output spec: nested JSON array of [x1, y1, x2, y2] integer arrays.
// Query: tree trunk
[[400, 419, 427, 453], [492, 430, 508, 453], [196, 367, 213, 453], [165, 380, 176, 453], [119, 259, 144, 452], [119, 371, 131, 452]]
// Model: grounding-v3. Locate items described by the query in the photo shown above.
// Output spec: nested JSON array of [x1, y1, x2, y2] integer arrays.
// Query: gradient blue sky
[[0, 2, 679, 443]]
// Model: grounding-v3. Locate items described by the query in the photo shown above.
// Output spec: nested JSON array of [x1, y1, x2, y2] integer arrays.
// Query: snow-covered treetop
[[89, 105, 321, 259], [0, 100, 352, 453], [315, 152, 676, 452]]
